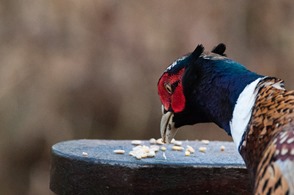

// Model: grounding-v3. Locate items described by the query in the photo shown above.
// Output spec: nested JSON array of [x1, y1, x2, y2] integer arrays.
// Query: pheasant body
[[157, 44, 294, 194], [240, 78, 294, 194]]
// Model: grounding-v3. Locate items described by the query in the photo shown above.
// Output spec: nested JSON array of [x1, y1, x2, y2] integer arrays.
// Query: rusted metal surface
[[50, 140, 251, 194]]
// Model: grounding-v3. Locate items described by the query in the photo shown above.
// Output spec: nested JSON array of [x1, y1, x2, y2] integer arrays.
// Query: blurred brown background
[[1, 0, 294, 194]]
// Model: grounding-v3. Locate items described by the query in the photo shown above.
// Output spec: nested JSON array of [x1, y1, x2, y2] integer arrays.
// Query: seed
[[186, 145, 195, 153], [156, 138, 164, 145], [113, 149, 125, 154], [150, 145, 160, 152], [141, 153, 148, 158], [82, 152, 88, 157], [173, 140, 182, 146], [161, 146, 167, 151], [130, 144, 158, 159], [185, 150, 191, 156], [220, 145, 225, 151], [147, 150, 156, 157], [170, 138, 176, 144], [172, 146, 184, 151], [149, 138, 157, 144], [131, 140, 142, 145], [132, 145, 143, 151], [199, 147, 207, 153], [201, 140, 210, 145], [131, 150, 143, 156], [141, 145, 150, 153]]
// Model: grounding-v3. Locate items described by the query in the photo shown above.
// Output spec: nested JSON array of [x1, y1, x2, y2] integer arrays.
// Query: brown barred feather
[[239, 78, 294, 194]]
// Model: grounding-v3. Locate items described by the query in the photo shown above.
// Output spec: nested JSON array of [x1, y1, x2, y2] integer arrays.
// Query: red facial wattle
[[171, 81, 185, 112], [158, 68, 186, 113]]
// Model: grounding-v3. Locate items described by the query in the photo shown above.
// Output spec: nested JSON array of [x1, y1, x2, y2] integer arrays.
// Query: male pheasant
[[157, 43, 294, 194]]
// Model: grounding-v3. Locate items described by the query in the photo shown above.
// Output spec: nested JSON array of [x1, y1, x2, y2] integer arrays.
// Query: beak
[[160, 111, 179, 143]]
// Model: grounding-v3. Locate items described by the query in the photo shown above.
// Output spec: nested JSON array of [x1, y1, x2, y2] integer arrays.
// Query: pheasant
[[157, 43, 294, 194]]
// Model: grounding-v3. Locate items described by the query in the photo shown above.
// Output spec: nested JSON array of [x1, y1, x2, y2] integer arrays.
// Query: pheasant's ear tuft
[[182, 44, 204, 97], [211, 43, 227, 56], [190, 44, 204, 61]]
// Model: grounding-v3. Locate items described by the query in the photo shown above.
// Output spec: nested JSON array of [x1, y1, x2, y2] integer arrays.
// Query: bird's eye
[[165, 83, 172, 94]]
